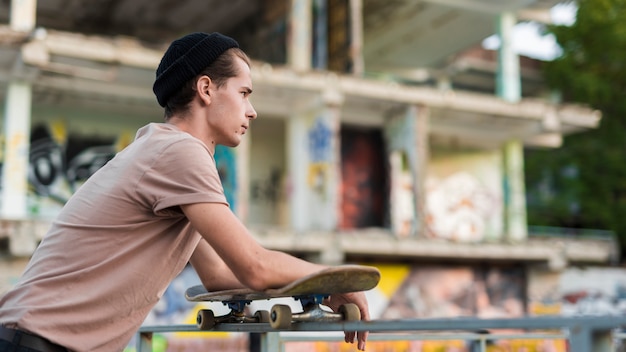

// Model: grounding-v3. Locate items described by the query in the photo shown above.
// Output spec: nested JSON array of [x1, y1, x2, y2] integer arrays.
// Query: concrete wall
[[427, 150, 504, 242], [248, 117, 287, 227]]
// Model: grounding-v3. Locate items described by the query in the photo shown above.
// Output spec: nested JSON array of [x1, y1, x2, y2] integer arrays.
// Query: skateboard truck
[[196, 294, 361, 330], [269, 294, 360, 329], [196, 300, 270, 330]]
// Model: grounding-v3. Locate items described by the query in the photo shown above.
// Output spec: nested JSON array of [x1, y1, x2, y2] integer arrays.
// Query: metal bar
[[135, 316, 626, 351], [260, 332, 282, 352], [277, 332, 566, 342], [136, 331, 152, 352], [137, 316, 626, 333]]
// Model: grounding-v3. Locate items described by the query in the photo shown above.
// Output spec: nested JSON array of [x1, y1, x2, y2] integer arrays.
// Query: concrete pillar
[[385, 105, 429, 238], [496, 12, 527, 242], [287, 113, 309, 232], [317, 89, 342, 231], [503, 140, 527, 242], [312, 0, 327, 70], [496, 12, 521, 103], [2, 82, 32, 219], [286, 91, 342, 232], [288, 0, 312, 71], [414, 105, 429, 238], [2, 0, 37, 219], [349, 0, 364, 75], [10, 0, 37, 32]]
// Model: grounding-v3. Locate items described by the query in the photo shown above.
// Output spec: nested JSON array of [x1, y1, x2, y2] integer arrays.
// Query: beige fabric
[[0, 123, 228, 351]]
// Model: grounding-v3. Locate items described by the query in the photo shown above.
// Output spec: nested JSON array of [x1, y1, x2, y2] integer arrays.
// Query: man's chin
[[223, 139, 241, 148]]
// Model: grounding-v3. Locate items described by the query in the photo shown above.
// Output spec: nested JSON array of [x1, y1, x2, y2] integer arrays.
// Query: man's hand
[[324, 291, 370, 351]]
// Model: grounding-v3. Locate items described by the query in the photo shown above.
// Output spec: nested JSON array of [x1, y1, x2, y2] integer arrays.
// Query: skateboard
[[185, 264, 381, 330]]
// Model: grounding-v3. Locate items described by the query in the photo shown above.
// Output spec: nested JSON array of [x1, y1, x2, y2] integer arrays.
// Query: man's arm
[[189, 238, 247, 291], [182, 202, 371, 351], [182, 202, 326, 291]]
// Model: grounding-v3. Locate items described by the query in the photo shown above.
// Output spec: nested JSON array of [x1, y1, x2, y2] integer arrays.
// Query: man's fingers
[[357, 331, 368, 351]]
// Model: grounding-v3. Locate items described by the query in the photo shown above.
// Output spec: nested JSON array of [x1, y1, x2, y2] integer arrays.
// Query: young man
[[0, 32, 370, 351]]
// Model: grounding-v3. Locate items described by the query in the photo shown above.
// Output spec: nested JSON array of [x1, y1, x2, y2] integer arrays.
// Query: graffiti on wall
[[382, 265, 525, 319], [389, 150, 415, 237], [307, 117, 332, 195], [26, 124, 120, 206], [134, 264, 565, 352], [384, 107, 421, 238], [529, 267, 626, 317], [425, 172, 499, 243], [0, 123, 238, 214], [250, 167, 282, 204], [213, 145, 237, 209], [340, 127, 387, 229]]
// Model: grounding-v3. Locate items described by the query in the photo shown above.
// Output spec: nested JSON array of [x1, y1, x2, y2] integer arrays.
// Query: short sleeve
[[138, 137, 229, 215]]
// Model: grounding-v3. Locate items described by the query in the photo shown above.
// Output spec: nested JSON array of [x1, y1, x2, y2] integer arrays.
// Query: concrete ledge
[[252, 228, 617, 269]]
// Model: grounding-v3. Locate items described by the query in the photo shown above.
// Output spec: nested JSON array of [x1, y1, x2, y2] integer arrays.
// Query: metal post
[[136, 331, 153, 352], [480, 336, 487, 352], [260, 332, 282, 352], [569, 325, 594, 352]]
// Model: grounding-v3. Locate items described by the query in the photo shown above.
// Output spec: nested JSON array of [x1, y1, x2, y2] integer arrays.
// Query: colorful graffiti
[[307, 117, 333, 195], [529, 267, 626, 317], [426, 172, 499, 243], [390, 150, 415, 237], [308, 118, 332, 163], [340, 127, 388, 229], [384, 107, 421, 238], [382, 265, 525, 319], [0, 123, 238, 215], [128, 263, 566, 352], [26, 124, 119, 206], [214, 145, 238, 209]]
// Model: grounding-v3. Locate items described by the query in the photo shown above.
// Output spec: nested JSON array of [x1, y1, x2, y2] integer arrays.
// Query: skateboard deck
[[185, 264, 381, 329]]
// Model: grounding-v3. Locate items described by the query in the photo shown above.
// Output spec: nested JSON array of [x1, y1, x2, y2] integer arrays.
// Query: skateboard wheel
[[254, 310, 270, 323], [339, 303, 360, 322], [270, 304, 292, 329], [197, 309, 216, 330]]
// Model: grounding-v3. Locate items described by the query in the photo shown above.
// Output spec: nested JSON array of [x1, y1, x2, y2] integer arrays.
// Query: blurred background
[[1, 0, 625, 351]]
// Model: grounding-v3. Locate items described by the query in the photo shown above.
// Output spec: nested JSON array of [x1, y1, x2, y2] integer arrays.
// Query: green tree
[[525, 0, 626, 257]]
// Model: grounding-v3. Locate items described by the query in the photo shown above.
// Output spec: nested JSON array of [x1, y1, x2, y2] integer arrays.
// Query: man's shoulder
[[135, 123, 204, 149]]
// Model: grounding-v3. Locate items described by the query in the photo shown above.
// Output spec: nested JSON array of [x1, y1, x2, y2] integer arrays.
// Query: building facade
[[0, 0, 620, 350]]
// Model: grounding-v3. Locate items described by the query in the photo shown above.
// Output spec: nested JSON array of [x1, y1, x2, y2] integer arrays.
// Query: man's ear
[[196, 75, 212, 104]]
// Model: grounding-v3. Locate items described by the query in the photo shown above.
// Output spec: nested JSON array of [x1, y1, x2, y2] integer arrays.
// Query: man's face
[[206, 57, 257, 147]]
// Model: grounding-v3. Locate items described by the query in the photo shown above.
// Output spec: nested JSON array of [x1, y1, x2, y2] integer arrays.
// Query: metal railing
[[137, 315, 626, 352]]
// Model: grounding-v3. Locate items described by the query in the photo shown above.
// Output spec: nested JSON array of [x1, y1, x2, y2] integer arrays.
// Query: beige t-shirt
[[0, 123, 228, 351]]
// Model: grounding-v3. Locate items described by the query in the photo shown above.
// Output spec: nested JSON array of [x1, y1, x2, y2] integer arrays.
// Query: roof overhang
[[0, 26, 600, 149]]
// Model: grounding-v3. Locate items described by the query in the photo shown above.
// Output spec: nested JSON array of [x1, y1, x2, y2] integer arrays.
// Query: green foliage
[[526, 0, 626, 256]]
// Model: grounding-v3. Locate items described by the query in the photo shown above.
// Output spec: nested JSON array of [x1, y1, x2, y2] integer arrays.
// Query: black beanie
[[153, 32, 239, 107]]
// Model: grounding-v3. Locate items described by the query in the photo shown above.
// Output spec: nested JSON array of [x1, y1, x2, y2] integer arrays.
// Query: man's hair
[[163, 48, 250, 119]]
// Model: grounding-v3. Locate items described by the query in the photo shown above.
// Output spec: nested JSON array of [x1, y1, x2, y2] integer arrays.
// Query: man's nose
[[247, 102, 257, 120]]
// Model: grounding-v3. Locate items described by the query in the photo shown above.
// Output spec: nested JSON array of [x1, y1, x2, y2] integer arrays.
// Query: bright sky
[[482, 2, 577, 61]]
